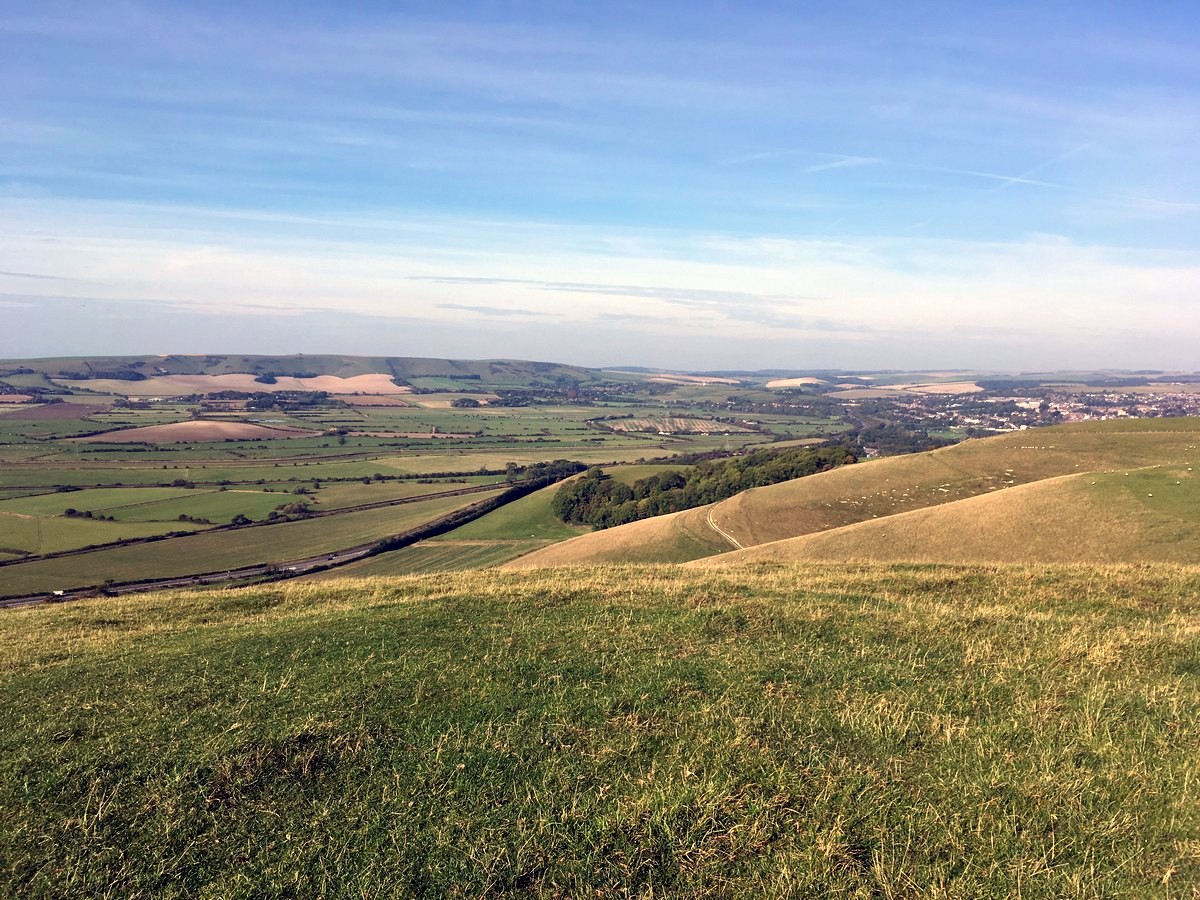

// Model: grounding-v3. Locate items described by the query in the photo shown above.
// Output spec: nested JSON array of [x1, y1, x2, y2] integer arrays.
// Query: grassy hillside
[[505, 506, 730, 567], [701, 463, 1200, 566], [510, 419, 1200, 568], [2, 564, 1197, 896]]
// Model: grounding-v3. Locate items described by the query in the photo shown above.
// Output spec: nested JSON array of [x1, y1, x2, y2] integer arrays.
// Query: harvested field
[[0, 403, 109, 420], [75, 421, 320, 443], [404, 393, 500, 408], [829, 388, 908, 399], [56, 374, 411, 396], [904, 381, 985, 394], [0, 395, 33, 404], [765, 377, 826, 388], [334, 395, 413, 407], [646, 373, 742, 385], [598, 416, 750, 434]]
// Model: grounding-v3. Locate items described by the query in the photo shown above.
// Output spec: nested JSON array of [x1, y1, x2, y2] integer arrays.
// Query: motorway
[[0, 487, 506, 610], [0, 482, 501, 570], [0, 544, 377, 609]]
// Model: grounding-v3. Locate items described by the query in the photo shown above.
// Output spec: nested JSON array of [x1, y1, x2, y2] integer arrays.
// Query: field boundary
[[1, 472, 578, 606]]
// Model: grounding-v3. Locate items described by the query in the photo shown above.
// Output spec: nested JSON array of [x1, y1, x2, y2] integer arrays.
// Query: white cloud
[[2, 196, 1197, 369]]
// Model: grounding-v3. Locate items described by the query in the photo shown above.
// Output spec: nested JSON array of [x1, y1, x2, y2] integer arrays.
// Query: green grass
[[0, 487, 194, 516], [1, 563, 1197, 896], [0, 514, 207, 556], [431, 482, 587, 542], [102, 489, 296, 524], [0, 491, 503, 594], [316, 539, 545, 576]]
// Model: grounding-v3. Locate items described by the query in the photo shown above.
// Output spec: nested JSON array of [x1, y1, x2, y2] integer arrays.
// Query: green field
[[0, 491, 503, 594], [316, 539, 545, 576], [2, 563, 1196, 896], [0, 513, 207, 557], [0, 479, 496, 561], [431, 482, 587, 542]]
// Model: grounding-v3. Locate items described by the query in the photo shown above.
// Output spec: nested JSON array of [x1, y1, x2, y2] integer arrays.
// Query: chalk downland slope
[[506, 419, 1200, 568], [699, 463, 1200, 566], [503, 505, 729, 567]]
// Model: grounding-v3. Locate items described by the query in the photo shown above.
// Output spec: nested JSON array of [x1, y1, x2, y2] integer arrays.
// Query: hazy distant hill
[[507, 418, 1200, 568], [0, 354, 606, 386]]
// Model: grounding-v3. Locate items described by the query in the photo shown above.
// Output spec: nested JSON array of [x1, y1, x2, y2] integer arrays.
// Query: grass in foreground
[[1, 563, 1198, 897]]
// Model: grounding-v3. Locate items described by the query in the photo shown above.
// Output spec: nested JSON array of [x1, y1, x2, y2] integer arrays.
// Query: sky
[[2, 1, 1199, 372]]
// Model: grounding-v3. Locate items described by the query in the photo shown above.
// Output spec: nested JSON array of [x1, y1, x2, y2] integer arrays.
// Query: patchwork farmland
[[0, 355, 847, 597]]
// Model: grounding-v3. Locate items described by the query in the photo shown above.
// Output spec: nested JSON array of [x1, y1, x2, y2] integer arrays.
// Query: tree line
[[551, 444, 855, 529]]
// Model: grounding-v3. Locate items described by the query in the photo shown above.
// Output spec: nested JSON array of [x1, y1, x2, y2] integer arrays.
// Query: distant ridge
[[0, 354, 606, 386]]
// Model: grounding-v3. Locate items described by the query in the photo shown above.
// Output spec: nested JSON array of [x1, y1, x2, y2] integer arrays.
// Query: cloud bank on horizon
[[1, 2, 1198, 370]]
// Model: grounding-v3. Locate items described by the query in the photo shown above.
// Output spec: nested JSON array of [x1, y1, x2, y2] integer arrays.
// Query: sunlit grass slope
[[509, 419, 1200, 568], [2, 564, 1198, 896], [700, 463, 1200, 566]]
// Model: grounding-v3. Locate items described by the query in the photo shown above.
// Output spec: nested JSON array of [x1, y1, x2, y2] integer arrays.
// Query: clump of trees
[[552, 445, 855, 528], [63, 508, 116, 521], [508, 459, 588, 486]]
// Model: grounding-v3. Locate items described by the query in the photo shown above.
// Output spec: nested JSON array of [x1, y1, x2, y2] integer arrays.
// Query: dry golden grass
[[514, 419, 1200, 567], [504, 507, 728, 567], [697, 468, 1199, 565]]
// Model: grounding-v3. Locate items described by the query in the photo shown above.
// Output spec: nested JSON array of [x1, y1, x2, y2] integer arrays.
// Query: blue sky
[[2, 1, 1198, 370]]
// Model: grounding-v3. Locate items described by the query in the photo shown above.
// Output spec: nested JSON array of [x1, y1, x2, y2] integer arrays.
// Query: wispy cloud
[[0, 270, 81, 281], [2, 4, 1198, 368], [801, 156, 881, 174], [438, 303, 561, 318]]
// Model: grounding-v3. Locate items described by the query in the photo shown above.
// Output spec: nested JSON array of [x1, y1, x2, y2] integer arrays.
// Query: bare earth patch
[[334, 395, 413, 407], [904, 381, 985, 394], [646, 373, 743, 385], [600, 417, 750, 434], [75, 421, 320, 443], [765, 378, 827, 388], [829, 388, 908, 399]]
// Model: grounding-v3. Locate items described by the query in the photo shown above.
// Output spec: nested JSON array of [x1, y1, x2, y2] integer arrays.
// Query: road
[[0, 545, 378, 609], [0, 475, 572, 610], [0, 482, 502, 570], [705, 505, 744, 550]]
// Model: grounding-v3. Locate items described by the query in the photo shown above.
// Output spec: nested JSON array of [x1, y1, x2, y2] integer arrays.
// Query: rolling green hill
[[508, 419, 1200, 568], [2, 564, 1197, 896]]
